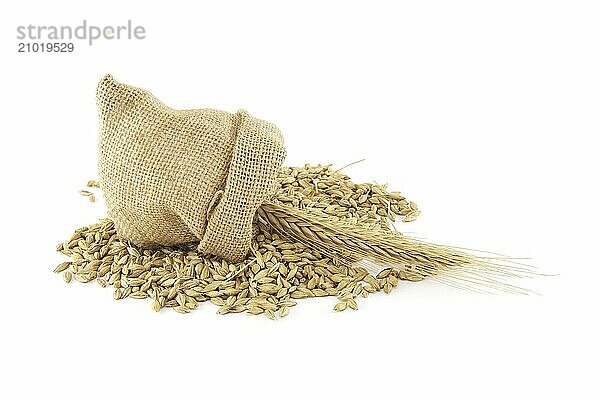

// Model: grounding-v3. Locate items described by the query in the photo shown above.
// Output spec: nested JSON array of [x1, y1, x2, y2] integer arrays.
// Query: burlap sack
[[96, 74, 286, 262]]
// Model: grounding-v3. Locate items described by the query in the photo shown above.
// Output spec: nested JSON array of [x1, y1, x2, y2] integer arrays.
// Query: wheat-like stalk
[[257, 201, 538, 294]]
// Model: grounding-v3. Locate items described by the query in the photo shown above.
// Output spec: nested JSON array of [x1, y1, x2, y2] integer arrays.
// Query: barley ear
[[257, 201, 538, 294]]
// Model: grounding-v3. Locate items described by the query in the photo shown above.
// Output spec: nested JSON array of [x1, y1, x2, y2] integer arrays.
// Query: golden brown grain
[[56, 164, 529, 318]]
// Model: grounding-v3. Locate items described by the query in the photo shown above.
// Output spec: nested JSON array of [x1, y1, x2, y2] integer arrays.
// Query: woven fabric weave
[[96, 74, 286, 261]]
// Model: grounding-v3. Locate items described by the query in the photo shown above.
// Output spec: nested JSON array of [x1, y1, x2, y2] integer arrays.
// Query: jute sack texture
[[96, 74, 286, 262]]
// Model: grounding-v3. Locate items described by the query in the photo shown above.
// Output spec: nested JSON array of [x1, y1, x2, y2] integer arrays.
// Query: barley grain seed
[[54, 165, 417, 318]]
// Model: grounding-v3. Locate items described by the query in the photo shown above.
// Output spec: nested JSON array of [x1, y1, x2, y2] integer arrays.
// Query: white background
[[1, 1, 598, 399]]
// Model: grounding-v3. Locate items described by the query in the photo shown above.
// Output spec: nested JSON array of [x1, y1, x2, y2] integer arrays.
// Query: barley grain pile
[[54, 164, 421, 318]]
